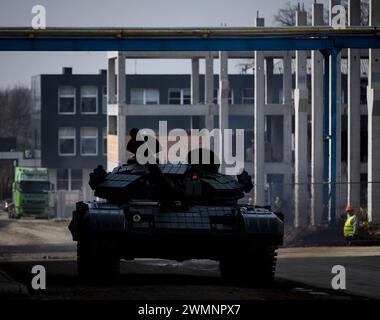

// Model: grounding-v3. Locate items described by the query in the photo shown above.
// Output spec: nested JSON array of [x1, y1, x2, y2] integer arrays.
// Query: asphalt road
[[1, 245, 379, 300], [0, 211, 379, 300], [277, 253, 380, 299], [0, 255, 358, 300]]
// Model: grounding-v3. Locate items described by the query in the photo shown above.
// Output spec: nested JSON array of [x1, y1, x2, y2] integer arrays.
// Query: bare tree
[[0, 86, 33, 150], [359, 0, 369, 26], [0, 86, 33, 199], [0, 161, 13, 199], [273, 1, 299, 26]]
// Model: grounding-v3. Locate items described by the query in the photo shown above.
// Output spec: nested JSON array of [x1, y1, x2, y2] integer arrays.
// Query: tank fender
[[86, 204, 126, 233], [68, 201, 88, 241], [240, 212, 284, 237]]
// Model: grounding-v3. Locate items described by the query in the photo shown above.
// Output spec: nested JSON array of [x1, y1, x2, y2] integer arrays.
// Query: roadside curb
[[0, 269, 28, 296]]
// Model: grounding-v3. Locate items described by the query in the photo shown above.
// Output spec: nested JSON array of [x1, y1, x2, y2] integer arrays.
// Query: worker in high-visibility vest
[[343, 204, 358, 246]]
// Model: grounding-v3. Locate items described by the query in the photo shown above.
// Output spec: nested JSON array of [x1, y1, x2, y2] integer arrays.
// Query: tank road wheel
[[220, 244, 278, 286], [77, 238, 120, 283]]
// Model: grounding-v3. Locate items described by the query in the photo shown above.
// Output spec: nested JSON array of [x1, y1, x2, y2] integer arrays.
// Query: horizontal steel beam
[[0, 27, 379, 51], [108, 103, 295, 117], [108, 49, 370, 59], [1, 37, 379, 52], [1, 26, 379, 37]]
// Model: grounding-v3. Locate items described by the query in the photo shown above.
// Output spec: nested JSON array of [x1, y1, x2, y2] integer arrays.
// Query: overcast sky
[[0, 0, 329, 88]]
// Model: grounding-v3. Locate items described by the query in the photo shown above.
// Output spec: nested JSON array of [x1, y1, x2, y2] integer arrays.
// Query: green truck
[[9, 167, 51, 219]]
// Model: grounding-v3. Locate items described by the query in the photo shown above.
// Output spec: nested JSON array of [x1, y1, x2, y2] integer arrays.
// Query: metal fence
[[54, 190, 82, 220], [245, 180, 374, 225]]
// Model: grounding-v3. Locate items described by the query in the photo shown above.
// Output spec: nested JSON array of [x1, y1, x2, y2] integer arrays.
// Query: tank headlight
[[132, 214, 141, 223]]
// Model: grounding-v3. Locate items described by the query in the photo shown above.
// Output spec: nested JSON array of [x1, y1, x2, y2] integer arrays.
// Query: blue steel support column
[[329, 47, 340, 226], [322, 51, 330, 223]]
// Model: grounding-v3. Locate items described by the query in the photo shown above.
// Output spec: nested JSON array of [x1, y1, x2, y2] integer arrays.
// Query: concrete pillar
[[116, 52, 126, 104], [107, 57, 116, 104], [311, 2, 324, 226], [219, 51, 229, 172], [283, 113, 293, 212], [283, 52, 292, 105], [329, 0, 342, 220], [347, 0, 361, 214], [283, 53, 292, 164], [265, 57, 274, 104], [191, 58, 200, 129], [254, 15, 265, 205], [205, 52, 214, 130], [107, 53, 125, 171], [294, 8, 309, 228], [116, 52, 126, 165], [367, 0, 380, 224], [283, 51, 293, 217]]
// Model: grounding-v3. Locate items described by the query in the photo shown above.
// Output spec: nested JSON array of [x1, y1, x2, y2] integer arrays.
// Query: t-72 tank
[[69, 154, 284, 284]]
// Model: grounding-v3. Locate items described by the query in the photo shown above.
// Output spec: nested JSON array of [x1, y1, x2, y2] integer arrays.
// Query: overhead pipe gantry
[[0, 26, 379, 225], [0, 26, 379, 51]]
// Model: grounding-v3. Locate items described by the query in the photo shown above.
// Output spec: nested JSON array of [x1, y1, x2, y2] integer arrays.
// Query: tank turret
[[89, 155, 252, 205]]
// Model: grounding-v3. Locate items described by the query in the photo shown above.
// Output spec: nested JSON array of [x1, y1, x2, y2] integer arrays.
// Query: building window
[[102, 86, 107, 114], [58, 86, 75, 114], [80, 86, 98, 114], [130, 88, 159, 104], [57, 168, 69, 190], [168, 88, 191, 105], [145, 89, 159, 104], [58, 127, 76, 156], [103, 127, 107, 155], [80, 127, 98, 156], [71, 169, 83, 190], [242, 88, 254, 104], [131, 88, 143, 104]]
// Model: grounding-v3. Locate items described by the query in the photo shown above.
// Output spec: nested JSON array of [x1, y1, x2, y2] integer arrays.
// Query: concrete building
[[31, 67, 107, 202], [4, 1, 375, 226], [30, 53, 373, 224], [105, 48, 372, 224]]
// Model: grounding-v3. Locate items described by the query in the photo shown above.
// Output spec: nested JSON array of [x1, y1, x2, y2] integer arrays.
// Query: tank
[[69, 154, 284, 284]]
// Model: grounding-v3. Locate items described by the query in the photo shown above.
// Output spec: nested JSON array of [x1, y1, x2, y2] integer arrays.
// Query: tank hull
[[69, 201, 283, 262], [71, 159, 284, 284]]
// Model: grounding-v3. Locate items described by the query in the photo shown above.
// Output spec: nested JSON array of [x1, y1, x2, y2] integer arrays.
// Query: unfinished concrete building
[[106, 0, 380, 226]]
